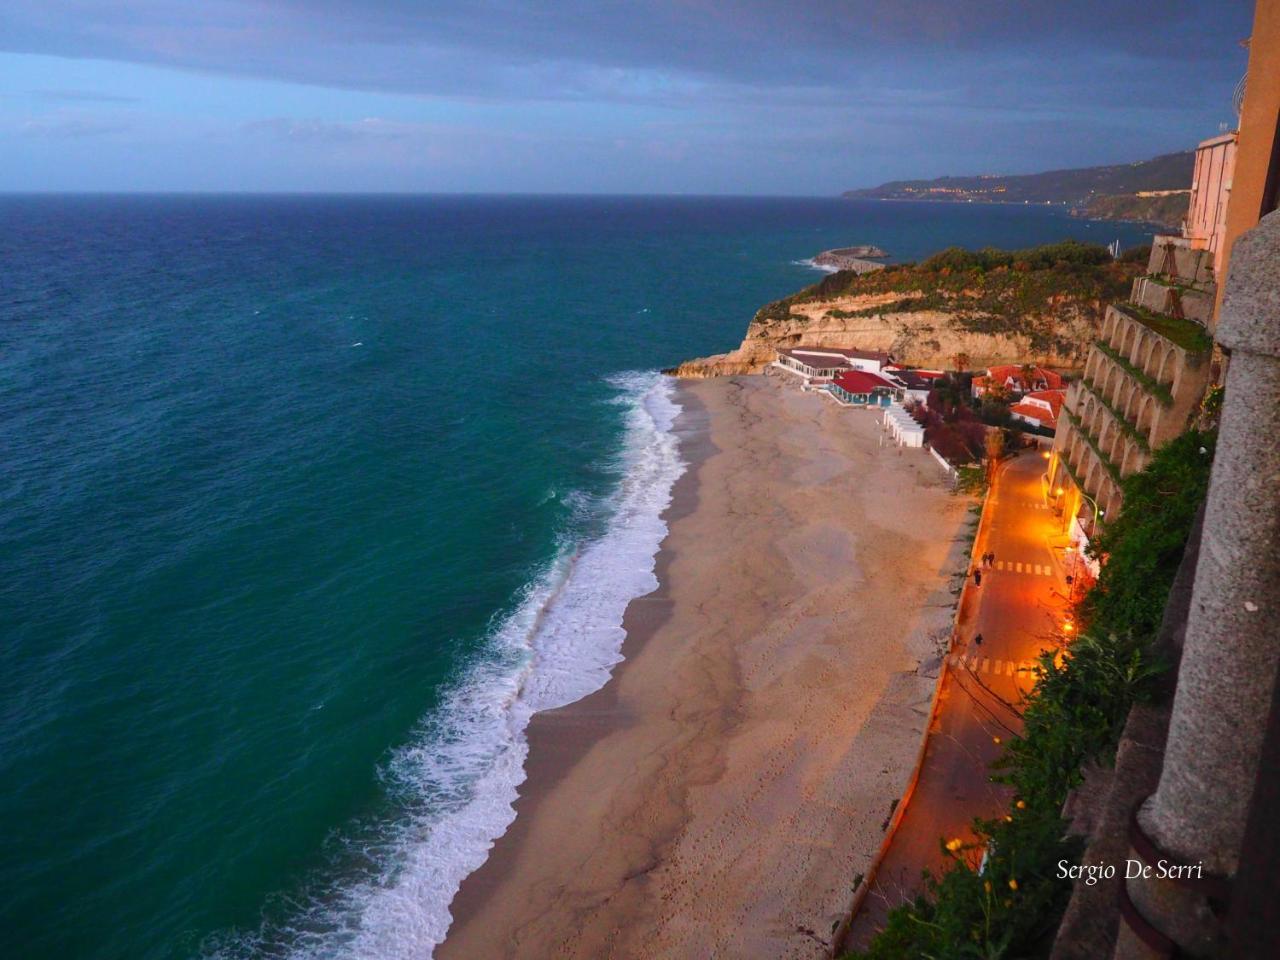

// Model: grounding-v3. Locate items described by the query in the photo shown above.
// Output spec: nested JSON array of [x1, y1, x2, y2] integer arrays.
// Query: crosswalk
[[990, 560, 1054, 576], [948, 652, 1042, 677]]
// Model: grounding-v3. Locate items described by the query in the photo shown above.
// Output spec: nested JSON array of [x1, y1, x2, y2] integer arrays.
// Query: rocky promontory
[[811, 245, 889, 273], [668, 240, 1142, 378]]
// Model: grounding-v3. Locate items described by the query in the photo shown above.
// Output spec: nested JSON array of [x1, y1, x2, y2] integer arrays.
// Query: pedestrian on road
[[989, 551, 997, 568], [974, 633, 983, 646], [973, 568, 982, 587]]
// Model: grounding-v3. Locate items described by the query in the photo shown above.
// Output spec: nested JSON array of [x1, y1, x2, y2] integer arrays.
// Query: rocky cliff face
[[668, 242, 1137, 378], [670, 291, 1103, 377]]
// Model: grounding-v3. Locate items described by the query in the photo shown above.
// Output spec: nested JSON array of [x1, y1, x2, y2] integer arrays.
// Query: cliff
[[1070, 191, 1188, 229], [669, 241, 1142, 377]]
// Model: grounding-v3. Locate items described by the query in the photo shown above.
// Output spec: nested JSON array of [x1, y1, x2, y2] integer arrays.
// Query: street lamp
[[1078, 490, 1104, 533]]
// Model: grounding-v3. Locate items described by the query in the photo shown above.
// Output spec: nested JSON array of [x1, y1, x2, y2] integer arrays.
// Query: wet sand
[[439, 375, 970, 959]]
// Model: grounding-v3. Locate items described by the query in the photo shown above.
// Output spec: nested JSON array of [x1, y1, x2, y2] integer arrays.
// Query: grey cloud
[[0, 1, 1254, 103]]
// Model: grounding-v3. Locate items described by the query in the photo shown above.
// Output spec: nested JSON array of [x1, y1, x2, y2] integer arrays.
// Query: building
[[1008, 388, 1065, 432], [1049, 248, 1215, 532], [1184, 131, 1238, 278], [971, 364, 1064, 398], [828, 370, 900, 407], [881, 403, 925, 447], [1046, 114, 1237, 537], [1048, 4, 1280, 955], [774, 346, 894, 382], [884, 366, 945, 406]]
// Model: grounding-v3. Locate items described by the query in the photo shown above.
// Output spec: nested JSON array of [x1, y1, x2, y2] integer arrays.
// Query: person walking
[[974, 632, 984, 646], [973, 568, 982, 587]]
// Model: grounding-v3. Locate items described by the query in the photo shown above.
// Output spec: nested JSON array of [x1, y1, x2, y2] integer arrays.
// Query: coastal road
[[844, 449, 1071, 950]]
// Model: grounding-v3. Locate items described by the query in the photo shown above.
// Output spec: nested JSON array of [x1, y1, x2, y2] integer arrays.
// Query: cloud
[[27, 88, 141, 103], [241, 116, 419, 142], [20, 114, 132, 138], [0, 1, 1254, 104]]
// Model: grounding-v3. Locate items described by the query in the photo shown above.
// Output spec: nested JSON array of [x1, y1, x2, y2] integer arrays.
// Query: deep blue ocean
[[0, 195, 1153, 959]]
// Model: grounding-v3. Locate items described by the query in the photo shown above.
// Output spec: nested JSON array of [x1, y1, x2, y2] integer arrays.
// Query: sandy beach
[[439, 375, 970, 959]]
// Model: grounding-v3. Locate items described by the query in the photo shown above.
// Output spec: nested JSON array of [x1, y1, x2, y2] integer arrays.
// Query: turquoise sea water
[[0, 196, 1153, 959]]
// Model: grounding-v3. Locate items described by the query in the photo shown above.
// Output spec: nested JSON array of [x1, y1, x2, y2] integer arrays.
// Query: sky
[[0, 1, 1257, 194]]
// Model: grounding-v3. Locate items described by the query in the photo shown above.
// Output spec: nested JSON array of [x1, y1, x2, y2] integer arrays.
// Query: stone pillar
[[1116, 211, 1280, 957]]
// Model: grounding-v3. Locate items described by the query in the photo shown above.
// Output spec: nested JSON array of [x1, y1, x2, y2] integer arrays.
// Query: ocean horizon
[[1, 195, 1155, 959]]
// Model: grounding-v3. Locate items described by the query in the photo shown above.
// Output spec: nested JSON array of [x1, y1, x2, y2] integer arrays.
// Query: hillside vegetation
[[669, 241, 1144, 376], [1070, 191, 1189, 228], [844, 151, 1193, 204]]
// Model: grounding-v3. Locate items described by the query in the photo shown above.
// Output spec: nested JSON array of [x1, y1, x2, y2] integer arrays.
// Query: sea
[[0, 195, 1154, 959]]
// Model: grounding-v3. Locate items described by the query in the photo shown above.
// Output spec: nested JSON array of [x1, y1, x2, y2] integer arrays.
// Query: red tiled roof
[[832, 370, 899, 393], [980, 365, 1064, 390], [1025, 389, 1066, 416], [1009, 403, 1056, 426]]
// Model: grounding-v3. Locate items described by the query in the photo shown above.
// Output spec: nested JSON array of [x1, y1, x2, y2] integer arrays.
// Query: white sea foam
[[791, 257, 840, 274], [205, 371, 685, 960]]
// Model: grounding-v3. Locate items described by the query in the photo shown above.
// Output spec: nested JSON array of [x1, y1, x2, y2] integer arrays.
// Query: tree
[[1020, 363, 1038, 391], [984, 428, 1006, 480], [951, 351, 970, 373]]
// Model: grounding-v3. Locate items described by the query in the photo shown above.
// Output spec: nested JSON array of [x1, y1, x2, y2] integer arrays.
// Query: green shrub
[[1080, 430, 1216, 639]]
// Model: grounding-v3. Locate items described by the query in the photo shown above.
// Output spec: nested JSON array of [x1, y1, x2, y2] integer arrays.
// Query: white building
[[882, 402, 925, 448], [774, 346, 894, 382]]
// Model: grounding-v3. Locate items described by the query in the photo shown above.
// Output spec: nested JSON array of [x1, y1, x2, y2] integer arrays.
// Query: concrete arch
[[1082, 395, 1099, 432], [1155, 345, 1178, 388], [1085, 352, 1102, 383], [1147, 341, 1170, 382], [1095, 417, 1111, 452], [1120, 320, 1139, 361], [1100, 363, 1121, 407], [1108, 310, 1126, 349], [1121, 443, 1144, 477], [1124, 385, 1144, 423], [1136, 332, 1156, 374], [1102, 482, 1122, 522], [1107, 430, 1126, 467], [1083, 457, 1099, 495], [1137, 395, 1156, 437], [1116, 378, 1136, 417]]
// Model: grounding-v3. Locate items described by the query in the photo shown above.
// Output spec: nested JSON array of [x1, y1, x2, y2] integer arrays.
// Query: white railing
[[928, 445, 956, 478]]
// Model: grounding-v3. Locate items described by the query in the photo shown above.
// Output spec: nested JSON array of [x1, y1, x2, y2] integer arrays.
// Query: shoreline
[[440, 375, 970, 958], [440, 381, 717, 942]]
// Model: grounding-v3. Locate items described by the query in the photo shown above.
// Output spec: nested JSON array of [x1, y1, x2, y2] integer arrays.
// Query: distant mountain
[[844, 152, 1194, 205]]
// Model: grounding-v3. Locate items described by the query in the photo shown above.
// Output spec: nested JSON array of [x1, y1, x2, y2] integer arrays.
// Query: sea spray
[[204, 372, 685, 959]]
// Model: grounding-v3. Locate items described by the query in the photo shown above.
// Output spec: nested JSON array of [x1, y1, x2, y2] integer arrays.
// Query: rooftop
[[974, 365, 1064, 392], [779, 346, 893, 364], [832, 370, 899, 394]]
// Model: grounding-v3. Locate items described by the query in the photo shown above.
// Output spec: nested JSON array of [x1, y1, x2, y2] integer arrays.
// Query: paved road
[[844, 450, 1071, 949]]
